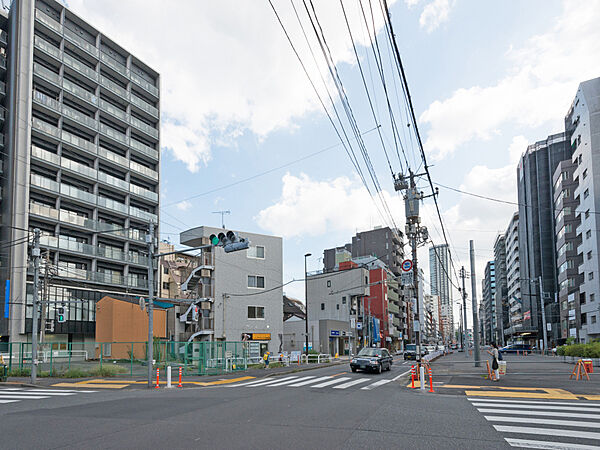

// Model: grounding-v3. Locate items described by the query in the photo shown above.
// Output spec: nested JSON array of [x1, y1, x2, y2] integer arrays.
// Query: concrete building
[[352, 227, 404, 276], [306, 263, 369, 356], [518, 132, 572, 346], [0, 0, 160, 344], [481, 261, 495, 345], [568, 77, 600, 341], [323, 244, 352, 272], [423, 294, 440, 344], [429, 244, 453, 341], [282, 295, 305, 353], [180, 226, 283, 357], [493, 235, 508, 345], [504, 212, 522, 340]]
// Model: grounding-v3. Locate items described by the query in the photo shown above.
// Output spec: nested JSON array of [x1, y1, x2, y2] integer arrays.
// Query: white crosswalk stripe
[[229, 375, 396, 391], [468, 397, 600, 450], [0, 388, 97, 406]]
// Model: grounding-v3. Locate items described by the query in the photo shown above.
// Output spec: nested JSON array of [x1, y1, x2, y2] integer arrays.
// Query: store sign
[[252, 333, 271, 341], [330, 330, 340, 336]]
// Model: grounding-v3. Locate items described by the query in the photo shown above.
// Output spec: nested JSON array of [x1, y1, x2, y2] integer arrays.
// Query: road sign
[[401, 259, 413, 272], [357, 322, 362, 330]]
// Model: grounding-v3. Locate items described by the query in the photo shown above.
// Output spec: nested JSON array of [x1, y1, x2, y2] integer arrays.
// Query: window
[[248, 306, 265, 319], [321, 303, 325, 311], [584, 189, 590, 199], [327, 280, 331, 288], [248, 275, 265, 289], [336, 304, 339, 310], [342, 296, 346, 304], [578, 154, 582, 165], [591, 294, 595, 303], [561, 188, 570, 199], [247, 246, 265, 259], [587, 230, 592, 240], [592, 315, 597, 324], [162, 282, 169, 290], [589, 272, 594, 281], [588, 251, 593, 260], [586, 209, 590, 219], [163, 266, 168, 275], [583, 169, 588, 179]]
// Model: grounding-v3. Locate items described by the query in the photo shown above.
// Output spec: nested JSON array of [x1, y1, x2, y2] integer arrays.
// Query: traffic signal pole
[[31, 228, 41, 384]]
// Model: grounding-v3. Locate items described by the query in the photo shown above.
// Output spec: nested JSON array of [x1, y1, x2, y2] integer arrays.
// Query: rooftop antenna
[[212, 210, 231, 229]]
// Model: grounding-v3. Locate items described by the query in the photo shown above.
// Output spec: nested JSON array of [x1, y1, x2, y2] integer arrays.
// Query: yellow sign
[[252, 333, 271, 341]]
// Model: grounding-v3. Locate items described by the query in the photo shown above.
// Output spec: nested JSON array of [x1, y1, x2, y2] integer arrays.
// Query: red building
[[364, 267, 391, 349]]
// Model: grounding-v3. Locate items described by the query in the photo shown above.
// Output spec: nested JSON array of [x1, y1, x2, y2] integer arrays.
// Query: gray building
[[493, 235, 508, 345], [568, 77, 600, 341], [180, 226, 283, 356], [0, 0, 160, 343], [352, 227, 403, 276], [429, 244, 453, 341], [481, 260, 495, 345], [504, 212, 522, 340], [323, 244, 352, 272], [517, 132, 572, 346]]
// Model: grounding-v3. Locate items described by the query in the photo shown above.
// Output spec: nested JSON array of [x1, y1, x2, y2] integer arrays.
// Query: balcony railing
[[98, 146, 128, 168], [99, 123, 128, 144], [130, 94, 159, 118], [63, 54, 98, 82], [97, 196, 128, 214], [60, 210, 94, 229], [99, 99, 128, 122], [60, 184, 96, 204], [60, 157, 97, 179], [126, 275, 148, 289], [33, 35, 61, 60], [91, 271, 125, 286], [130, 139, 159, 160], [33, 62, 60, 85], [127, 252, 148, 266], [129, 205, 157, 223], [100, 52, 128, 77], [63, 28, 99, 58], [62, 104, 98, 130], [129, 116, 158, 139], [30, 174, 59, 192], [97, 245, 126, 261], [32, 117, 60, 138], [31, 145, 59, 165], [29, 202, 59, 220], [35, 9, 63, 34], [98, 171, 129, 191], [62, 79, 98, 106], [100, 75, 128, 99], [130, 72, 159, 97], [0, 30, 7, 45], [33, 90, 60, 111], [129, 184, 158, 202], [62, 130, 97, 155], [129, 160, 158, 180]]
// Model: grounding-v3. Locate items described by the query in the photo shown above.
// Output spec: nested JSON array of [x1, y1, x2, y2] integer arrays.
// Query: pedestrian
[[487, 343, 500, 381], [263, 351, 270, 369]]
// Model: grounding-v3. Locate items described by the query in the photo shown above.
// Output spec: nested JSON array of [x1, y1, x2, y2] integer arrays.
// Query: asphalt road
[[0, 357, 513, 450]]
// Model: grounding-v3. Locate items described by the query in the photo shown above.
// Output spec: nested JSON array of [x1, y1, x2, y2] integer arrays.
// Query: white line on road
[[289, 376, 332, 387], [392, 370, 411, 381], [477, 408, 600, 420], [468, 398, 600, 407], [311, 377, 351, 388], [0, 395, 50, 400], [0, 400, 19, 404], [485, 415, 600, 428], [505, 438, 600, 450], [333, 378, 370, 389], [472, 403, 600, 413], [269, 376, 315, 387], [247, 376, 299, 388], [361, 379, 392, 390], [0, 391, 76, 396], [493, 425, 600, 441]]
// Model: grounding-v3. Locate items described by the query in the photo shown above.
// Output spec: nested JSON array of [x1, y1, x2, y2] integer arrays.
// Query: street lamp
[[304, 253, 312, 356]]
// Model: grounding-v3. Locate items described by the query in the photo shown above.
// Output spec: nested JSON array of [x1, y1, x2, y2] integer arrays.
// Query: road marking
[[289, 376, 332, 387], [361, 379, 392, 390], [0, 391, 75, 396], [247, 376, 299, 387], [195, 376, 255, 386], [472, 402, 600, 412], [0, 395, 50, 400], [269, 376, 315, 387], [485, 415, 600, 428], [330, 372, 346, 377], [393, 370, 410, 381], [333, 378, 370, 389], [469, 398, 600, 407], [0, 400, 18, 404], [311, 377, 351, 388], [477, 408, 600, 420], [493, 425, 600, 441], [466, 389, 579, 400], [52, 383, 129, 389], [505, 438, 600, 449]]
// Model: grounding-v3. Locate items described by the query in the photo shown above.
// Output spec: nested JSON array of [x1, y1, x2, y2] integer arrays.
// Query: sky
[[65, 0, 600, 327]]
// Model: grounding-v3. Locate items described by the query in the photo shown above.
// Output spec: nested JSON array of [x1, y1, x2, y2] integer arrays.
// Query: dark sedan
[[350, 348, 393, 374], [501, 344, 532, 354]]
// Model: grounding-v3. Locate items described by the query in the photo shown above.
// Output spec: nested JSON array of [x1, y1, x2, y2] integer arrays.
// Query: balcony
[[98, 171, 129, 191], [30, 174, 59, 193], [60, 157, 97, 180], [97, 195, 128, 215], [29, 202, 59, 220], [130, 94, 159, 118], [126, 275, 147, 289], [33, 63, 60, 86], [62, 104, 98, 131], [31, 145, 59, 166], [63, 28, 99, 58], [0, 55, 5, 72], [60, 210, 96, 230], [129, 160, 158, 180], [388, 302, 400, 315], [127, 252, 148, 266], [62, 79, 98, 106], [100, 52, 128, 77], [0, 81, 5, 96], [130, 139, 159, 161], [0, 30, 7, 46], [60, 184, 96, 205], [33, 35, 61, 61], [129, 116, 158, 139], [34, 9, 63, 35], [98, 146, 128, 169], [129, 205, 157, 223], [99, 75, 128, 100], [62, 54, 98, 82], [62, 130, 97, 156], [130, 72, 158, 98], [32, 117, 60, 139], [99, 99, 128, 123], [97, 245, 126, 261], [99, 123, 128, 145], [89, 271, 125, 286], [129, 184, 158, 202], [33, 90, 60, 112]]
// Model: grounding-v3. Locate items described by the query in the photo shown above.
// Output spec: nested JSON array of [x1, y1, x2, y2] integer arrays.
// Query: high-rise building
[[518, 132, 572, 346], [351, 226, 404, 276], [0, 0, 160, 343], [493, 235, 508, 345], [568, 77, 600, 341], [482, 261, 495, 345], [429, 244, 452, 341], [504, 212, 522, 340]]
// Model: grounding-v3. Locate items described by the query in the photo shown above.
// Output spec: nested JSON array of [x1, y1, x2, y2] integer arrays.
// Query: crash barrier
[[423, 350, 444, 362], [427, 365, 434, 393], [300, 354, 332, 364], [155, 368, 160, 389], [178, 367, 183, 388], [570, 359, 590, 381], [411, 365, 416, 388]]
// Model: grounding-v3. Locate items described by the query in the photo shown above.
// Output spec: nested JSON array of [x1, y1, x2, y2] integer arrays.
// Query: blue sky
[[67, 0, 600, 324]]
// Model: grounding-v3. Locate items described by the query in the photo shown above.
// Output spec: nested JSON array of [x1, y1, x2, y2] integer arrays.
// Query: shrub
[[61, 368, 89, 378], [558, 342, 600, 358], [89, 365, 127, 377], [8, 367, 31, 377]]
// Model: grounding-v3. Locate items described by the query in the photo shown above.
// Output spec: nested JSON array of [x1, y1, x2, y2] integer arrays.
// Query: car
[[350, 348, 393, 373], [425, 345, 436, 353], [500, 343, 532, 354], [437, 345, 445, 352], [403, 344, 417, 360]]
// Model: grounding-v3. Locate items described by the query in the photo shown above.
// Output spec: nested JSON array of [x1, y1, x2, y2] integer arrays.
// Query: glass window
[[342, 296, 346, 304], [584, 189, 589, 199], [327, 280, 331, 288], [248, 306, 265, 319], [248, 275, 265, 289], [321, 303, 325, 311], [589, 272, 594, 281], [247, 246, 265, 259]]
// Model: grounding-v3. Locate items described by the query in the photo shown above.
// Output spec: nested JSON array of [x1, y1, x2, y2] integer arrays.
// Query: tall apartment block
[[429, 244, 453, 341], [568, 77, 600, 341], [504, 212, 522, 339], [0, 0, 160, 343], [481, 260, 495, 345], [351, 226, 404, 276], [493, 235, 508, 345], [517, 132, 571, 346]]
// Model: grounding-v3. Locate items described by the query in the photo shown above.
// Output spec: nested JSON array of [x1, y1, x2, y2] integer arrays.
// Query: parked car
[[500, 343, 532, 354], [425, 345, 436, 353], [350, 348, 393, 373], [437, 345, 445, 352]]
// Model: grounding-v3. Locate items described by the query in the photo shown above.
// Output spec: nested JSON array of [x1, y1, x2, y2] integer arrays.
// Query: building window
[[247, 246, 265, 259], [342, 296, 346, 304], [587, 230, 592, 240], [162, 282, 169, 290], [588, 251, 592, 260], [248, 306, 265, 319], [583, 169, 588, 179], [336, 304, 339, 310], [327, 280, 331, 288], [586, 209, 590, 219], [589, 272, 594, 281], [584, 189, 589, 199], [163, 266, 168, 275], [248, 275, 265, 289], [561, 188, 570, 199], [321, 303, 325, 311], [592, 315, 597, 324], [591, 294, 595, 302], [578, 154, 582, 165]]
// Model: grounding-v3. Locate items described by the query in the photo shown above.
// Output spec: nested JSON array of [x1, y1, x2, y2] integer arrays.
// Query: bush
[[8, 367, 31, 377], [558, 342, 600, 358], [61, 368, 89, 378]]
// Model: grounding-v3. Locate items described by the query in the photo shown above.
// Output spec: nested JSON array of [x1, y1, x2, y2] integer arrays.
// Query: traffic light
[[57, 306, 66, 323], [209, 230, 250, 253]]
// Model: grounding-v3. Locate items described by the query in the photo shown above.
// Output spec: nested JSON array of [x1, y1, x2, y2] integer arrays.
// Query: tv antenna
[[212, 210, 231, 229]]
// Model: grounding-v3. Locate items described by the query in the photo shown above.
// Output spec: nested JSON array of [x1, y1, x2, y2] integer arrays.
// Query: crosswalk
[[229, 375, 393, 391], [0, 387, 96, 405], [468, 397, 600, 449]]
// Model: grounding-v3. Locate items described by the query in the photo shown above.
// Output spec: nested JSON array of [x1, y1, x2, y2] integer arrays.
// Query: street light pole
[[304, 253, 311, 357]]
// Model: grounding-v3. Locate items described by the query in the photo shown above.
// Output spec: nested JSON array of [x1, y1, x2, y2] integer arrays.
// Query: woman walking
[[487, 343, 500, 381]]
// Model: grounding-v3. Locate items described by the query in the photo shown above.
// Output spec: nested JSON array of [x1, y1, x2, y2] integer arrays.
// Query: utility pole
[[460, 267, 468, 358], [40, 251, 49, 344], [147, 222, 155, 388], [469, 240, 480, 367], [212, 210, 231, 229], [304, 253, 311, 356], [538, 276, 548, 354], [31, 228, 41, 384]]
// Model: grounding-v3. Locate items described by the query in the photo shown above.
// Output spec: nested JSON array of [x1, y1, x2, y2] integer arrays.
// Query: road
[[0, 357, 598, 449]]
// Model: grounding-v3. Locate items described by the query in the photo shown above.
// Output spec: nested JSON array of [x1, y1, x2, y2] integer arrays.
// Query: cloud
[[65, 0, 397, 172], [255, 173, 403, 238], [420, 0, 600, 160], [419, 0, 454, 32], [508, 135, 528, 165], [176, 200, 192, 212]]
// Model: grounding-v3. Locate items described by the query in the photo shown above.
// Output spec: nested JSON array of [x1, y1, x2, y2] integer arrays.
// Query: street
[[4, 355, 599, 449]]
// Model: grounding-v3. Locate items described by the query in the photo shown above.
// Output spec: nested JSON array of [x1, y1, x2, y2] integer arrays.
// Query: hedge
[[557, 341, 600, 358]]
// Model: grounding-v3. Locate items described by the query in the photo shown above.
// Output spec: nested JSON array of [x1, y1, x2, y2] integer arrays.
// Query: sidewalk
[[2, 358, 348, 390]]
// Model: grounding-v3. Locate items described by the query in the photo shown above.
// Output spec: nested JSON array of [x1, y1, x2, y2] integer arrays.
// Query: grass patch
[[89, 365, 127, 377]]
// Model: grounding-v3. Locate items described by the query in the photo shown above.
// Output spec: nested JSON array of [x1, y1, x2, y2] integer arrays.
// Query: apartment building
[[179, 226, 283, 357], [429, 244, 453, 341], [0, 0, 160, 343], [568, 77, 600, 341], [481, 261, 495, 345], [504, 212, 522, 340], [493, 235, 508, 345]]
